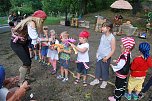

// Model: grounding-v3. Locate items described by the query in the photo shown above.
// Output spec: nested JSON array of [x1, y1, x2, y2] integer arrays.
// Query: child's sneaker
[[90, 79, 100, 86], [47, 63, 51, 66], [124, 93, 131, 100], [62, 78, 68, 82], [57, 75, 64, 79], [51, 69, 56, 75], [108, 96, 116, 101], [138, 92, 144, 100], [34, 56, 38, 60], [132, 93, 138, 100], [42, 61, 46, 65], [39, 59, 42, 63], [83, 81, 87, 87], [100, 81, 107, 88]]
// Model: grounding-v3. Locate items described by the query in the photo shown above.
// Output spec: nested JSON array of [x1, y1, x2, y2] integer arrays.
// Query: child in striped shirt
[[108, 37, 135, 101]]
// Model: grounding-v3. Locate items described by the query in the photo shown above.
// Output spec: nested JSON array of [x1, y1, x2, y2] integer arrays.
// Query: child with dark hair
[[108, 37, 135, 101], [90, 20, 116, 88], [125, 42, 152, 100]]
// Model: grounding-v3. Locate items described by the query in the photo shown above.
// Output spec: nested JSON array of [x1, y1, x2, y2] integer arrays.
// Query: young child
[[108, 37, 135, 101], [124, 42, 152, 100], [70, 30, 90, 87], [40, 26, 49, 64], [28, 36, 38, 60], [57, 31, 72, 82], [90, 20, 116, 88], [47, 30, 59, 74]]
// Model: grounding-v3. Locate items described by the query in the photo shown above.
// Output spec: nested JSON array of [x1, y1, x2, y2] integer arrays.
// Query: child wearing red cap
[[108, 37, 135, 101], [90, 20, 116, 88], [70, 30, 90, 86]]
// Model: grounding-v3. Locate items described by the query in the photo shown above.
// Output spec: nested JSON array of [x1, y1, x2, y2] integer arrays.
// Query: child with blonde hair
[[124, 42, 152, 100], [47, 30, 59, 74], [57, 31, 72, 82], [108, 37, 135, 101], [70, 30, 90, 87]]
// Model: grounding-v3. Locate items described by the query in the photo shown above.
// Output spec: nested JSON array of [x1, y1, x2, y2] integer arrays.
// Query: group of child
[[28, 25, 90, 85], [8, 19, 152, 101]]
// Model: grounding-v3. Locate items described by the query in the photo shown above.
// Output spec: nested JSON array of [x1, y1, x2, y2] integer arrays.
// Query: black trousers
[[10, 40, 31, 67], [114, 76, 127, 101], [142, 76, 152, 93]]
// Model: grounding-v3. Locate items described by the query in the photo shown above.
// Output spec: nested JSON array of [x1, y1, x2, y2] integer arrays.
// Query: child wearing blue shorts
[[70, 30, 90, 86], [57, 31, 71, 82], [40, 26, 49, 64]]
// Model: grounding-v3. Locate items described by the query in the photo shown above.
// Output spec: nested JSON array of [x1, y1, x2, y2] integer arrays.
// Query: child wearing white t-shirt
[[47, 30, 59, 74], [70, 30, 90, 86]]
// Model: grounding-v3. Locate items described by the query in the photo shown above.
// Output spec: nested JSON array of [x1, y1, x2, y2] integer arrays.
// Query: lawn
[[0, 17, 8, 25], [44, 16, 62, 25], [0, 16, 62, 25]]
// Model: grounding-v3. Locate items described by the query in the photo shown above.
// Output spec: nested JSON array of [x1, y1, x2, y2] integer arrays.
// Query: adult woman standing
[[10, 10, 47, 86]]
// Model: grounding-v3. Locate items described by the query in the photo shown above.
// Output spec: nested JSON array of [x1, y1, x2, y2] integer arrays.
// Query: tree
[[128, 0, 143, 16], [0, 0, 11, 16]]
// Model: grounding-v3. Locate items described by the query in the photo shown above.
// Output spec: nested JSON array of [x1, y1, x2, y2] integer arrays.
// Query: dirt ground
[[0, 25, 152, 101]]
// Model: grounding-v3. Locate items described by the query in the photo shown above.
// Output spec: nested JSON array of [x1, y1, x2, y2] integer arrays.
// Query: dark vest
[[117, 54, 130, 75]]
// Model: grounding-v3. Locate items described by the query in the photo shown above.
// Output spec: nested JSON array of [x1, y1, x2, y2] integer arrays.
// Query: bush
[[9, 6, 34, 16]]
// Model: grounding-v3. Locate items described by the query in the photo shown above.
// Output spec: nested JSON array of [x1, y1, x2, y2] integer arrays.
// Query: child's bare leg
[[83, 75, 87, 86], [76, 73, 81, 79], [50, 59, 53, 66], [136, 91, 140, 95], [52, 60, 57, 70], [60, 66, 64, 77], [38, 49, 41, 60], [83, 75, 87, 81], [29, 48, 33, 58], [64, 69, 68, 78], [128, 90, 132, 94]]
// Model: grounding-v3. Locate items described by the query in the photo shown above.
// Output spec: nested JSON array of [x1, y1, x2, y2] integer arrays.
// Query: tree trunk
[[132, 0, 142, 16]]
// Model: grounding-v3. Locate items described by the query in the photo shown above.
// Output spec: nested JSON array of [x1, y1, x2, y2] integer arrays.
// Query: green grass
[[0, 17, 8, 25], [0, 16, 62, 25], [44, 16, 62, 25]]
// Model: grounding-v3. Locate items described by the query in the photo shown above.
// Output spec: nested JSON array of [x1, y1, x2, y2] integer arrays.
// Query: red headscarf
[[79, 30, 90, 39], [32, 10, 47, 19], [121, 37, 135, 49]]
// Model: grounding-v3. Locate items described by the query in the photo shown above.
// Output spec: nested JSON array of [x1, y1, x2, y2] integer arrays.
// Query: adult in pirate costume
[[10, 10, 47, 86]]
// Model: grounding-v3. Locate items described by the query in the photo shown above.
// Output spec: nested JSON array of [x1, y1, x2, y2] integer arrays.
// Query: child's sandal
[[74, 79, 80, 84], [83, 81, 87, 87]]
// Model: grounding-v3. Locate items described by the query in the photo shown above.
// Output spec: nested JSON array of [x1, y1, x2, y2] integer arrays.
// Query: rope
[[68, 69, 115, 86]]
